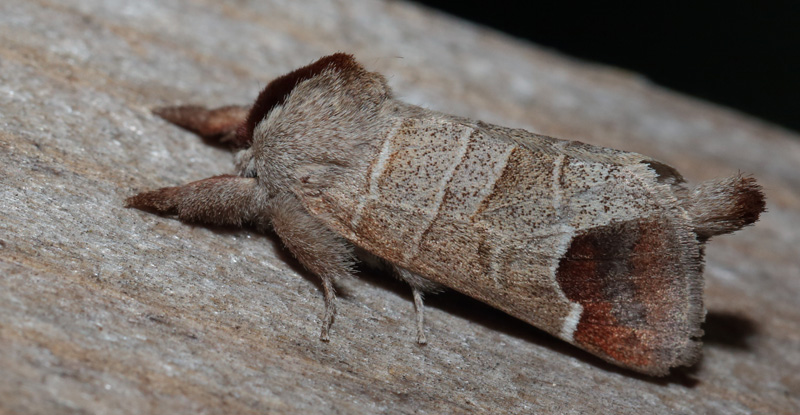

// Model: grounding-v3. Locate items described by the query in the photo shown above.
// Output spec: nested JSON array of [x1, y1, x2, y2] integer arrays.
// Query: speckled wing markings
[[302, 117, 702, 374], [348, 118, 476, 262]]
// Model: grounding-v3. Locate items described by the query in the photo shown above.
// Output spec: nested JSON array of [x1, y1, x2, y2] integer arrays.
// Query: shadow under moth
[[126, 53, 765, 376]]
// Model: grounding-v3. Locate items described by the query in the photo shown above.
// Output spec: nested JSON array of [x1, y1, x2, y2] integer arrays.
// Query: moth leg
[[125, 175, 259, 227], [394, 267, 442, 345], [411, 287, 427, 345], [319, 277, 336, 342], [153, 105, 249, 145], [269, 194, 355, 341]]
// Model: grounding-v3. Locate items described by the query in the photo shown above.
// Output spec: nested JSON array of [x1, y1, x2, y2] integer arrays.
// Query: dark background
[[412, 1, 800, 133]]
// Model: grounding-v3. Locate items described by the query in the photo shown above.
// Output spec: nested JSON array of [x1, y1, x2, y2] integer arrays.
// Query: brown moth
[[126, 53, 765, 376]]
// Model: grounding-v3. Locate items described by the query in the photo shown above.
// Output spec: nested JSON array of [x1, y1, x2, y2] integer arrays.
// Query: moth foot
[[319, 296, 336, 342], [319, 328, 331, 342]]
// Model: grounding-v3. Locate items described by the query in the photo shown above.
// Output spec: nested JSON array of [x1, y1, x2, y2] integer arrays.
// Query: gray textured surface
[[1, 0, 798, 414]]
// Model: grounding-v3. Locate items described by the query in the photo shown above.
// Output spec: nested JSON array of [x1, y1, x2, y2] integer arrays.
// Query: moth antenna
[[153, 105, 250, 146], [686, 174, 766, 240]]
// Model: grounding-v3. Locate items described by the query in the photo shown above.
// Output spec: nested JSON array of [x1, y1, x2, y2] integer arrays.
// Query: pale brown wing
[[298, 116, 703, 375]]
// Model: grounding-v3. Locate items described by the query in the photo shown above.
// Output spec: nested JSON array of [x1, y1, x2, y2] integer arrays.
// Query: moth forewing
[[297, 110, 704, 375]]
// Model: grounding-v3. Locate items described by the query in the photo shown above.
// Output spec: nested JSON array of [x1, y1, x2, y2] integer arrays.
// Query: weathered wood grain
[[1, 0, 798, 413]]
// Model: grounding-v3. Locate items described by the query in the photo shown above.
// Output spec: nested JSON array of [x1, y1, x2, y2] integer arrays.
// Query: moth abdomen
[[687, 174, 766, 240]]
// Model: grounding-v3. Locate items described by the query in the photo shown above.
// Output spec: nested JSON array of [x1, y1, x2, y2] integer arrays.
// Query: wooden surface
[[1, 0, 798, 414]]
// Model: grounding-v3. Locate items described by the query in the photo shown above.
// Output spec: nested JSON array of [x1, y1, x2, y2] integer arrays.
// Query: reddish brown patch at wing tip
[[555, 218, 690, 373], [235, 53, 361, 147], [555, 221, 653, 369]]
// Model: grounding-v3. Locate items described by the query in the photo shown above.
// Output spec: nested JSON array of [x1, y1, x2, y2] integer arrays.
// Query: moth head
[[234, 53, 375, 148]]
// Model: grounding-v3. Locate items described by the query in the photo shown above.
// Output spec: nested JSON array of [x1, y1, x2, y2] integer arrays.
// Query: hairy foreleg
[[269, 194, 356, 341]]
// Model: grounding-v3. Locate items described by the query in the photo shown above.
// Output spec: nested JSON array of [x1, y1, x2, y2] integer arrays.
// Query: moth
[[126, 53, 765, 376]]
